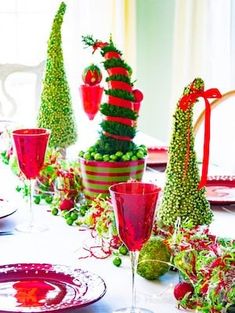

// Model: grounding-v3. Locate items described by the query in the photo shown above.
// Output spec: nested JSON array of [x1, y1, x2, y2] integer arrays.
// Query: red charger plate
[[147, 147, 168, 165], [206, 176, 235, 205]]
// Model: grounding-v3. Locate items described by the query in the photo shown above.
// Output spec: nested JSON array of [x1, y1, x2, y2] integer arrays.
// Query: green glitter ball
[[137, 237, 171, 280]]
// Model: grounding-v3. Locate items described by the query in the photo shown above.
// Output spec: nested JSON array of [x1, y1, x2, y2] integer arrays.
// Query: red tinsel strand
[[92, 41, 108, 54], [183, 110, 191, 180]]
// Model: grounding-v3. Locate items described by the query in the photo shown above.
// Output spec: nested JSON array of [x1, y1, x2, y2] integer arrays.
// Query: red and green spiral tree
[[80, 35, 146, 161]]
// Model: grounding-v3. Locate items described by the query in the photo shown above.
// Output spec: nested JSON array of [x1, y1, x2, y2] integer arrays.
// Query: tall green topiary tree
[[158, 78, 221, 227], [37, 2, 77, 149]]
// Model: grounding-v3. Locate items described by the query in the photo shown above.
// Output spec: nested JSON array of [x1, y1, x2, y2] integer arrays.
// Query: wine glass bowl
[[109, 182, 161, 313], [12, 128, 50, 233], [79, 84, 103, 120]]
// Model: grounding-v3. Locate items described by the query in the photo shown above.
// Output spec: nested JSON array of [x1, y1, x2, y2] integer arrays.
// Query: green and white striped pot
[[79, 157, 146, 199]]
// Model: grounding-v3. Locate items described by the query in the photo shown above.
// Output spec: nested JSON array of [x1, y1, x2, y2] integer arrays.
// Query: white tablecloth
[[0, 163, 234, 313]]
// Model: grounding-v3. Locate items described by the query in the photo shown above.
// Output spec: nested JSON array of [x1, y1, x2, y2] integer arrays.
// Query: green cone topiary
[[158, 78, 213, 227], [37, 2, 77, 149]]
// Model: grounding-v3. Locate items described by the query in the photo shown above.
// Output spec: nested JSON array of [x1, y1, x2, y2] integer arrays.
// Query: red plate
[[0, 263, 106, 312], [206, 176, 235, 204], [147, 147, 168, 165]]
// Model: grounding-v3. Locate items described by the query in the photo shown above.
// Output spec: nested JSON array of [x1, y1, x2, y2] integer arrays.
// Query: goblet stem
[[130, 251, 139, 310], [28, 179, 35, 229], [15, 178, 47, 233]]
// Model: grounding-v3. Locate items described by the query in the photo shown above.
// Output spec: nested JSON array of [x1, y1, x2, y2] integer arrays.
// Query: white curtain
[[171, 0, 235, 173], [172, 0, 232, 100], [0, 0, 136, 130]]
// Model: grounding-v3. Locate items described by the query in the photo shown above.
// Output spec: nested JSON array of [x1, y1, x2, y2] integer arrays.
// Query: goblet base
[[15, 223, 48, 233], [113, 307, 154, 313]]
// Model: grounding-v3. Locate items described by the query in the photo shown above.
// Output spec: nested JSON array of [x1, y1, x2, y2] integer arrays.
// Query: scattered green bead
[[113, 256, 122, 267], [71, 212, 78, 221], [66, 217, 74, 226], [16, 186, 21, 192], [34, 196, 41, 205], [119, 245, 128, 255], [52, 208, 59, 216], [45, 196, 53, 204], [64, 211, 71, 219]]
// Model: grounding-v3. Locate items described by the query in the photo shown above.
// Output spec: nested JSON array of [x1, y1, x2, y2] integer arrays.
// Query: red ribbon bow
[[92, 41, 108, 54], [179, 87, 222, 189]]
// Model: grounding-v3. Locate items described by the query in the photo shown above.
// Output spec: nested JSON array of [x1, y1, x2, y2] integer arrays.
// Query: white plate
[[0, 198, 17, 219]]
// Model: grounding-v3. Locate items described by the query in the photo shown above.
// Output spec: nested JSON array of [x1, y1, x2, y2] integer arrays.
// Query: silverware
[[221, 206, 235, 216], [0, 231, 14, 236]]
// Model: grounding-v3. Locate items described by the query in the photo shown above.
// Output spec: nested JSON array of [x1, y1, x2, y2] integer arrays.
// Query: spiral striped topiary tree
[[81, 35, 144, 159]]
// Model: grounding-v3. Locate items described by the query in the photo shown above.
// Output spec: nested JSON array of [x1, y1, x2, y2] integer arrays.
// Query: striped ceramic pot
[[79, 157, 146, 199]]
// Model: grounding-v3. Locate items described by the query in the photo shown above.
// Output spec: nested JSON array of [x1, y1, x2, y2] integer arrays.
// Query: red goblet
[[79, 84, 103, 120], [12, 128, 50, 233], [109, 182, 161, 313]]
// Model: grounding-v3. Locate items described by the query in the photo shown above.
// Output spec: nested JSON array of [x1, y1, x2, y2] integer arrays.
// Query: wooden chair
[[193, 90, 235, 174], [193, 90, 235, 134]]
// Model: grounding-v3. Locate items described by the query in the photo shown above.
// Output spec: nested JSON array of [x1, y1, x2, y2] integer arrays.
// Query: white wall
[[136, 0, 175, 144]]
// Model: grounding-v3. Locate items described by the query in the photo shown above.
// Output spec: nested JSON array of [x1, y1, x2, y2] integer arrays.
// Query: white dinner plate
[[0, 198, 17, 219]]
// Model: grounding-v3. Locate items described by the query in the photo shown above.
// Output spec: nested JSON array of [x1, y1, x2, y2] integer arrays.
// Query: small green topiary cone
[[37, 2, 77, 149]]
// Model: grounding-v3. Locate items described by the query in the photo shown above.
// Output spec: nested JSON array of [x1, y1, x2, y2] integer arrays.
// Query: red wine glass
[[109, 182, 161, 313], [12, 128, 50, 233], [79, 84, 103, 120]]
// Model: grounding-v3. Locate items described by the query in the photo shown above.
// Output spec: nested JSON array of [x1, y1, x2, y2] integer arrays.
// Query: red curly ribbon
[[179, 88, 222, 189], [92, 41, 108, 54], [104, 115, 136, 127], [103, 131, 132, 141]]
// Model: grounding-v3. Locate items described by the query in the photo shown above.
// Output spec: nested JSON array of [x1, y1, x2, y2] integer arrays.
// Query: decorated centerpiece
[[79, 35, 147, 199]]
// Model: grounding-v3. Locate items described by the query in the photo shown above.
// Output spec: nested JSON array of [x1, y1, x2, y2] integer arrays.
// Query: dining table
[[0, 149, 234, 313]]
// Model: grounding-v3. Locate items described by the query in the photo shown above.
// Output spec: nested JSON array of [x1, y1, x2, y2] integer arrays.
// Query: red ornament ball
[[133, 89, 144, 102], [173, 281, 194, 301], [82, 64, 102, 86], [59, 199, 75, 211]]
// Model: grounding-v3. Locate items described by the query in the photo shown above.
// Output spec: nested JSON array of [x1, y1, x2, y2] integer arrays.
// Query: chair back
[[0, 61, 45, 123], [194, 90, 235, 174]]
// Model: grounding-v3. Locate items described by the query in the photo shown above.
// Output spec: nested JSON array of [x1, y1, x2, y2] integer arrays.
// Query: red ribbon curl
[[179, 87, 222, 189]]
